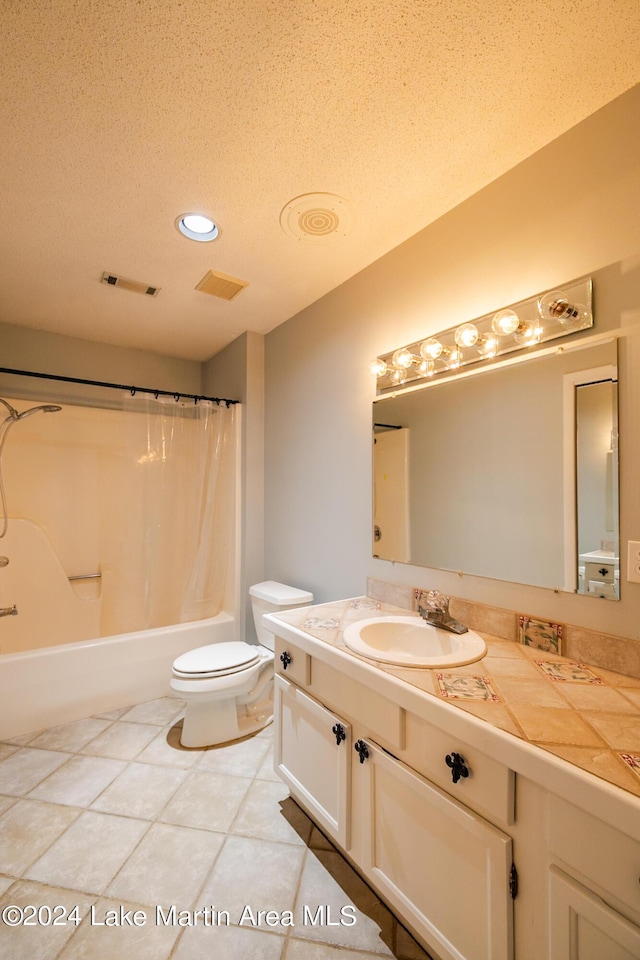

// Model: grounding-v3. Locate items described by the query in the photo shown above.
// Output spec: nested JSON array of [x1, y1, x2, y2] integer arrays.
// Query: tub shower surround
[[0, 395, 237, 655], [273, 591, 640, 799]]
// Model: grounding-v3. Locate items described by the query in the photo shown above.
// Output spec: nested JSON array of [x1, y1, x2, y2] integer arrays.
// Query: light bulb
[[392, 348, 414, 369], [447, 347, 462, 369], [420, 338, 443, 360], [418, 359, 435, 377], [513, 322, 542, 347], [538, 291, 590, 326], [175, 213, 220, 242], [477, 334, 499, 357], [491, 309, 520, 337], [390, 368, 404, 383], [454, 323, 479, 348], [183, 214, 215, 234], [368, 358, 388, 378]]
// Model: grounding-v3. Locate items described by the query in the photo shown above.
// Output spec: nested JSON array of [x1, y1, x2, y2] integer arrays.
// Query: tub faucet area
[[417, 590, 468, 634], [0, 604, 17, 617]]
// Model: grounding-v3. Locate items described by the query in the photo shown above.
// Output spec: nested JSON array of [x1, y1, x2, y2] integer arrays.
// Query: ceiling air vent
[[195, 269, 249, 301], [101, 272, 159, 296]]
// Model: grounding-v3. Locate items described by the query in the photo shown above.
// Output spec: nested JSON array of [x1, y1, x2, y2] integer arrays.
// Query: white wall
[[264, 84, 640, 643]]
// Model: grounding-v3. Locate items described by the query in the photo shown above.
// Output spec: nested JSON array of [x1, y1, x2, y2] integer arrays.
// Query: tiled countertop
[[273, 597, 640, 801]]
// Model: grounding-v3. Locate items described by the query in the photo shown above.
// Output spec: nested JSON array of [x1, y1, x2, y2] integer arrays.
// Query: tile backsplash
[[518, 616, 563, 655], [366, 577, 640, 680]]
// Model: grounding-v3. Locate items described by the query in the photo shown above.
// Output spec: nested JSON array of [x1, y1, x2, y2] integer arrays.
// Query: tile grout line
[[1, 699, 432, 960]]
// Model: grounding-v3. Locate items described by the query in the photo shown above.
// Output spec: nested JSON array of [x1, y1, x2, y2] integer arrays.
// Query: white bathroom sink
[[343, 616, 486, 668]]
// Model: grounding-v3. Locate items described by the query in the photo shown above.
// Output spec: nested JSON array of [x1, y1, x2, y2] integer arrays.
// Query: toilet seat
[[172, 641, 261, 680], [170, 580, 313, 747]]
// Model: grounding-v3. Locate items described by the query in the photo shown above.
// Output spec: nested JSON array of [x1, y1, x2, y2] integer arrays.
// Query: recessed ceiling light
[[175, 213, 220, 242]]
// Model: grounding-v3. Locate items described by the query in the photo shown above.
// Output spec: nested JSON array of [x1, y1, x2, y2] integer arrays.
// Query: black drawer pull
[[279, 651, 292, 670], [354, 740, 369, 764], [445, 752, 469, 783], [332, 723, 346, 746]]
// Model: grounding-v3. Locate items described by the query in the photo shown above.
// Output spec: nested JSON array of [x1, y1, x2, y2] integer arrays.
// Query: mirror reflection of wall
[[576, 377, 619, 599], [372, 339, 619, 599]]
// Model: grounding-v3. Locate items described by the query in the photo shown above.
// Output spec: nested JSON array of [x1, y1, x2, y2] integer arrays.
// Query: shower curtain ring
[[174, 393, 180, 402], [154, 391, 159, 399], [130, 388, 136, 396]]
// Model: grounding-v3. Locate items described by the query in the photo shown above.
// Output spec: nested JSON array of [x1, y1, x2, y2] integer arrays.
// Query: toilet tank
[[249, 581, 314, 650]]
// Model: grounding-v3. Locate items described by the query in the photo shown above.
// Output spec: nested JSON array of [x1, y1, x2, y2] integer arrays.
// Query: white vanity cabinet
[[273, 638, 515, 960], [357, 737, 514, 960], [274, 673, 352, 848], [549, 868, 640, 959], [547, 796, 640, 959], [270, 623, 640, 960]]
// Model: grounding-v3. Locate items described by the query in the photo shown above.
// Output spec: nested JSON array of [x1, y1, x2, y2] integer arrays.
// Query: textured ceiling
[[1, 0, 640, 362]]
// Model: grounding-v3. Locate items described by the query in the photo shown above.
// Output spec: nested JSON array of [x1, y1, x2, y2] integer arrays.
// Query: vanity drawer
[[272, 639, 404, 751], [403, 713, 515, 826], [584, 561, 615, 583], [274, 638, 311, 687], [548, 795, 640, 921], [310, 659, 405, 752]]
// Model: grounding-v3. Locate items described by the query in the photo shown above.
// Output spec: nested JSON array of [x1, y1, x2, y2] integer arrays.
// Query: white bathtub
[[0, 611, 236, 739]]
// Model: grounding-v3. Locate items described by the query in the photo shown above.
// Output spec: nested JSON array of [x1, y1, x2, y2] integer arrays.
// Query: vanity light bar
[[370, 276, 593, 391]]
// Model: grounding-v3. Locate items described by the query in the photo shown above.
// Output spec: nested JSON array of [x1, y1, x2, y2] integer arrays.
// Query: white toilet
[[170, 581, 313, 747]]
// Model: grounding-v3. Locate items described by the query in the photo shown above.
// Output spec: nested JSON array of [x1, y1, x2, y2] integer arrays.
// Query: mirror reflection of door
[[372, 339, 619, 598], [575, 377, 619, 599], [373, 427, 410, 562]]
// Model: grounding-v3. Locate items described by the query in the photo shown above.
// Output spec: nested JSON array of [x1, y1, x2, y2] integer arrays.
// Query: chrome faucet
[[417, 590, 467, 634], [0, 604, 17, 618]]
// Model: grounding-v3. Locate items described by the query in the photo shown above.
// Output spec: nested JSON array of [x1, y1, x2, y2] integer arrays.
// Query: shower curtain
[[101, 395, 236, 635]]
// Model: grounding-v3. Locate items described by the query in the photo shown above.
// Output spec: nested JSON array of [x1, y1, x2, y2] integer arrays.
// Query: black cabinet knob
[[445, 752, 469, 783], [332, 723, 346, 746], [354, 740, 369, 764], [279, 651, 292, 670]]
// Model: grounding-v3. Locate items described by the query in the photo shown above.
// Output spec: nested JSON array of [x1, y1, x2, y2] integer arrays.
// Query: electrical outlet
[[627, 541, 640, 583]]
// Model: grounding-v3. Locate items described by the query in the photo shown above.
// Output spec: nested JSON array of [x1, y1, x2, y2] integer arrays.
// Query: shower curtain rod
[[0, 366, 239, 407]]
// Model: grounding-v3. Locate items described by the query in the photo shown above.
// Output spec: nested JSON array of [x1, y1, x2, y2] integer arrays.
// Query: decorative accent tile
[[620, 754, 640, 780], [519, 615, 564, 654], [301, 616, 341, 631], [349, 597, 381, 610], [535, 660, 604, 684], [436, 674, 501, 702]]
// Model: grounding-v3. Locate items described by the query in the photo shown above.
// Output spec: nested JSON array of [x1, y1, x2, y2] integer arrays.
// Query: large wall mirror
[[372, 339, 619, 599]]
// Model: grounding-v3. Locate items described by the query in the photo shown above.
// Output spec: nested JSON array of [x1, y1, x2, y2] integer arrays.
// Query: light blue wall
[[0, 321, 202, 408], [204, 332, 265, 639], [264, 85, 640, 642]]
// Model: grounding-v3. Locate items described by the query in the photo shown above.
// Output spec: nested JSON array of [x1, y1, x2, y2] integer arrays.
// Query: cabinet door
[[549, 866, 640, 960], [358, 739, 513, 960], [274, 674, 351, 848]]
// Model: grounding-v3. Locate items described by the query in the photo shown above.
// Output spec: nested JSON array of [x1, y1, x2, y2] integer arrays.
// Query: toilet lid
[[173, 641, 261, 676]]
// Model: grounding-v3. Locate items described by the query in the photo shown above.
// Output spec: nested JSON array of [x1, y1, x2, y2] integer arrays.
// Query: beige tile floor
[[0, 698, 432, 960]]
